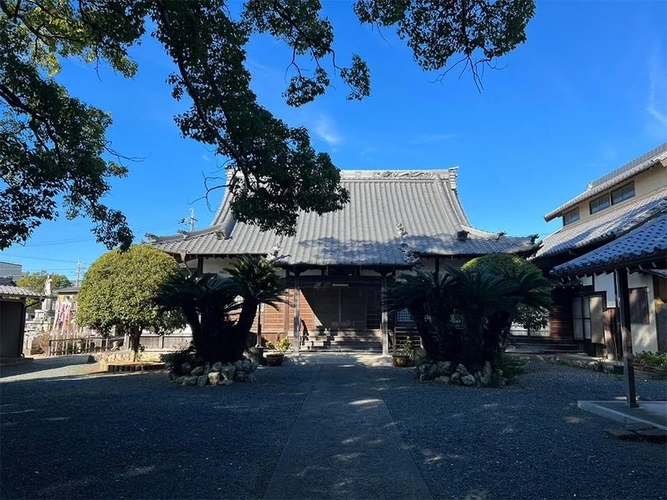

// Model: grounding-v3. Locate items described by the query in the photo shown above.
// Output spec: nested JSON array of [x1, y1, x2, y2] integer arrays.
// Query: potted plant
[[265, 337, 291, 367], [392, 338, 413, 368]]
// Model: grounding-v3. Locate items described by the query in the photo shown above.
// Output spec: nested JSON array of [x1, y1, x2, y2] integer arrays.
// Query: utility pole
[[75, 259, 83, 287], [179, 208, 197, 232]]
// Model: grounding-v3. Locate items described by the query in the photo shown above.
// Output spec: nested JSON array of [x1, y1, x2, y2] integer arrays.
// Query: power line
[[18, 222, 178, 247], [0, 254, 78, 263]]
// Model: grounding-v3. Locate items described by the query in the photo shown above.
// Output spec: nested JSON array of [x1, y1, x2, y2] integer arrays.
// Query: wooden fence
[[48, 337, 122, 356], [47, 334, 192, 356]]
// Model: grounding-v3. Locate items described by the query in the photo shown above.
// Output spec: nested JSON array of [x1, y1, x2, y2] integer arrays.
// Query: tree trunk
[[182, 306, 202, 352], [129, 328, 141, 362], [232, 298, 258, 359]]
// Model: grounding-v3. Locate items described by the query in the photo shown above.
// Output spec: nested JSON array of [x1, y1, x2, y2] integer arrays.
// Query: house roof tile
[[533, 188, 667, 260], [0, 278, 41, 298], [552, 212, 667, 275]]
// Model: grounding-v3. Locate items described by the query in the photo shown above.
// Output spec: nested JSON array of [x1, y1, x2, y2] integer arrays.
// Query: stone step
[[507, 344, 583, 354], [306, 335, 382, 342], [301, 339, 383, 351], [301, 344, 382, 352], [507, 336, 579, 345]]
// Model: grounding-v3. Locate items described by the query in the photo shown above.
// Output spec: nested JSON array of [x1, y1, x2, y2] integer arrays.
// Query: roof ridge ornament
[[265, 245, 287, 264]]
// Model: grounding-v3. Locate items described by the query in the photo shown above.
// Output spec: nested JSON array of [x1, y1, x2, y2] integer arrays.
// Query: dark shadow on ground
[[0, 355, 95, 379]]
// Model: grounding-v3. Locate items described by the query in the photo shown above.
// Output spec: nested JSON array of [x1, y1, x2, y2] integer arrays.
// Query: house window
[[572, 296, 592, 340], [611, 182, 635, 205], [629, 287, 649, 324], [396, 309, 414, 324], [589, 194, 610, 214], [563, 208, 580, 226]]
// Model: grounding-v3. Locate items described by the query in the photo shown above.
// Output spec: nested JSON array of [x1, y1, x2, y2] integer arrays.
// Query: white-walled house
[[532, 143, 667, 357]]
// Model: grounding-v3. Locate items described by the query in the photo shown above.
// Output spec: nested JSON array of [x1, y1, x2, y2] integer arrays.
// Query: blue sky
[[2, 0, 666, 281]]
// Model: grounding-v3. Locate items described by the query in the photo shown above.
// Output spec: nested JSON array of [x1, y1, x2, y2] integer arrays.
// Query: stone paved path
[[263, 364, 432, 500]]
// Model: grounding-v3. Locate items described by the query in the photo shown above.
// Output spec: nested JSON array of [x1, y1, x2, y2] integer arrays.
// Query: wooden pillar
[[292, 273, 301, 354], [615, 269, 638, 408], [435, 257, 440, 275], [381, 275, 389, 355], [197, 256, 203, 273], [256, 304, 263, 347]]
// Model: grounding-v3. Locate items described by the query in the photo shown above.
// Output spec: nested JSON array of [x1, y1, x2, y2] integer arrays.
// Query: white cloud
[[314, 115, 342, 146], [647, 46, 667, 138], [409, 133, 460, 145]]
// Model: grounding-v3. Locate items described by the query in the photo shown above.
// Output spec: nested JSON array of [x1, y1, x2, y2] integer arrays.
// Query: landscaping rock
[[180, 362, 191, 374], [191, 366, 204, 376], [220, 366, 235, 382], [204, 363, 211, 375], [246, 373, 256, 383], [235, 360, 244, 370], [197, 375, 208, 387], [437, 361, 453, 376], [173, 376, 186, 385], [208, 372, 221, 386], [455, 364, 469, 377], [212, 362, 223, 371], [183, 376, 197, 386], [413, 348, 427, 363], [461, 374, 476, 386], [435, 376, 450, 384], [450, 372, 461, 384], [483, 361, 492, 378]]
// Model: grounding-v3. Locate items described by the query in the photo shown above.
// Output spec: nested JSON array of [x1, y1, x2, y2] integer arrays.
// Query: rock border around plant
[[169, 358, 259, 387], [415, 360, 506, 387]]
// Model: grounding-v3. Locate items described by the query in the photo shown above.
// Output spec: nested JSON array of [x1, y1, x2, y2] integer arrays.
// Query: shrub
[[462, 253, 537, 275], [275, 337, 292, 352], [392, 338, 413, 357], [636, 352, 667, 371]]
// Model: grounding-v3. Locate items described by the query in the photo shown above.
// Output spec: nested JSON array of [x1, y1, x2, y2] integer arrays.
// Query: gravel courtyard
[[1, 357, 665, 500]]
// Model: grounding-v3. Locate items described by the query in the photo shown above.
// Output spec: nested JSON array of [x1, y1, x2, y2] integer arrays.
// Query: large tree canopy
[[0, 0, 535, 249], [77, 244, 184, 359]]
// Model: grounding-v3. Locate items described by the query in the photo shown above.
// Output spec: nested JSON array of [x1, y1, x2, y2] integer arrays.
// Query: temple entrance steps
[[506, 335, 583, 354], [300, 329, 383, 352]]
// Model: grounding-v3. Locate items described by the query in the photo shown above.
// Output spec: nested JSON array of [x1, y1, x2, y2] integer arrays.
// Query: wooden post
[[293, 273, 300, 354], [615, 269, 638, 408], [256, 304, 263, 347], [381, 275, 389, 355]]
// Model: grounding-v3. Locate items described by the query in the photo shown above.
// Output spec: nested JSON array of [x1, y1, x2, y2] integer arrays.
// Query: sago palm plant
[[383, 271, 456, 358], [225, 256, 287, 356], [156, 270, 243, 362]]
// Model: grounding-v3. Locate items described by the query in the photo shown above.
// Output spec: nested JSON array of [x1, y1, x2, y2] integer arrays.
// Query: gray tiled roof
[[0, 278, 41, 298], [552, 213, 667, 275], [534, 188, 667, 260], [152, 169, 536, 266], [544, 142, 667, 222]]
